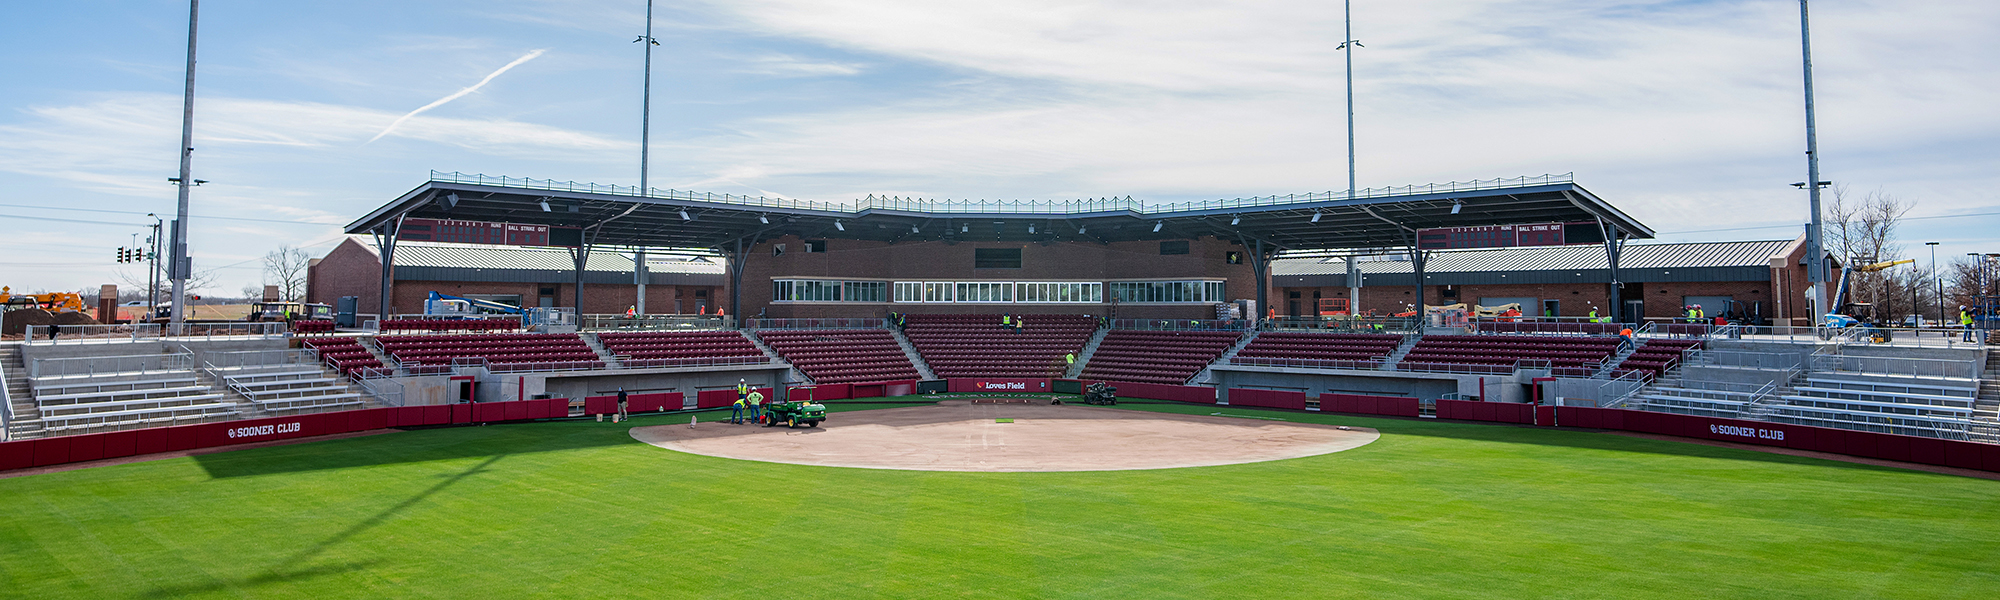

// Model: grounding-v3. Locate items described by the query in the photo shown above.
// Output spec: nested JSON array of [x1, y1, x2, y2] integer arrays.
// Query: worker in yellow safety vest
[[1065, 352, 1076, 366], [746, 390, 765, 423], [1963, 307, 1976, 342]]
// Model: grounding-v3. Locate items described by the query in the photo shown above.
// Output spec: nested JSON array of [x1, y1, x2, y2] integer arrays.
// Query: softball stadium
[[4, 172, 1999, 598]]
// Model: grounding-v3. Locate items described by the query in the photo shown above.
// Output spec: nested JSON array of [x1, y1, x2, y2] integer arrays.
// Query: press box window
[[974, 248, 1022, 269], [804, 240, 827, 253]]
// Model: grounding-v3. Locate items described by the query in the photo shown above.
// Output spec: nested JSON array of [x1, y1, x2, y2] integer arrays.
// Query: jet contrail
[[367, 49, 547, 143]]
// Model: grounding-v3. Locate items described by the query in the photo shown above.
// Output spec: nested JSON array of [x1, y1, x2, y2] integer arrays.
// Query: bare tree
[[1825, 186, 1917, 320], [261, 246, 311, 302]]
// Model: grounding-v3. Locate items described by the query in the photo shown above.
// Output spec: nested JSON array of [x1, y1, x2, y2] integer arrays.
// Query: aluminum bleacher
[[597, 331, 768, 368], [904, 314, 1096, 379], [1081, 330, 1240, 384], [758, 329, 921, 384], [1230, 332, 1401, 369], [374, 333, 603, 372], [1769, 371, 1981, 439], [1399, 334, 1620, 374], [204, 350, 367, 415], [28, 355, 237, 435]]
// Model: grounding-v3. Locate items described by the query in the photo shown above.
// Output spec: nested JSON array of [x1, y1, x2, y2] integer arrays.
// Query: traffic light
[[116, 247, 129, 263]]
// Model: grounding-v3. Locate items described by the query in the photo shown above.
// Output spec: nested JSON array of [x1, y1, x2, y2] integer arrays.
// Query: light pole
[[168, 0, 201, 334], [1926, 241, 1939, 326], [148, 214, 163, 317], [1337, 1, 1362, 200], [1796, 0, 1831, 328]]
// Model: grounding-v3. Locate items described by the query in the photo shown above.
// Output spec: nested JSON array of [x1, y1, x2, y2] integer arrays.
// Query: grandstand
[[1079, 329, 1242, 384], [756, 329, 921, 384], [903, 314, 1095, 379]]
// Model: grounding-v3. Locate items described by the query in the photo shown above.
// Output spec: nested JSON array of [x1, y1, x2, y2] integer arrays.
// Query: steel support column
[[370, 214, 405, 323]]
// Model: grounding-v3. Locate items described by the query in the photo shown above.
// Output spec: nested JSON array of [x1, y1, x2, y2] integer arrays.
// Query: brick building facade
[[306, 238, 726, 317]]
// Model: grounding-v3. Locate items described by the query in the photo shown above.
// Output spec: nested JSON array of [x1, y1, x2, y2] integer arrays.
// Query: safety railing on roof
[[746, 318, 888, 330], [431, 170, 1575, 216], [30, 352, 194, 379]]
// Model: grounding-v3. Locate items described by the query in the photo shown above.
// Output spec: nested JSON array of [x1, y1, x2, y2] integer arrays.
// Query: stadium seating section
[[304, 337, 382, 377], [290, 319, 336, 334], [1616, 339, 1702, 379], [375, 333, 602, 371], [378, 318, 519, 333], [596, 331, 768, 367], [1772, 371, 1980, 439], [757, 329, 921, 384], [1400, 334, 1620, 374], [904, 314, 1096, 378], [1081, 330, 1240, 384], [1231, 332, 1401, 367]]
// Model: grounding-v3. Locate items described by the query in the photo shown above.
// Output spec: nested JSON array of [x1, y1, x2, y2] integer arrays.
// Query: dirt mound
[[53, 312, 100, 325], [1, 309, 55, 335]]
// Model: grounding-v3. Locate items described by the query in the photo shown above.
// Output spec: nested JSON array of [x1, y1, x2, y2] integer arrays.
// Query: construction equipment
[[1082, 382, 1118, 405], [246, 301, 333, 322], [764, 399, 826, 428], [0, 288, 87, 313], [425, 291, 523, 316], [1824, 258, 1916, 331]]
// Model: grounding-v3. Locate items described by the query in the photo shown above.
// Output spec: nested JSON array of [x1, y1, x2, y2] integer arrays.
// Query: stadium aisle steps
[[902, 314, 1096, 379]]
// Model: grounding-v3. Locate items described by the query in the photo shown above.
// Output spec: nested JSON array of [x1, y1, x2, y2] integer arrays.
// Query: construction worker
[[1619, 328, 1636, 352], [1588, 307, 1599, 321], [626, 305, 636, 317], [617, 387, 629, 421], [1014, 315, 1024, 333], [1065, 352, 1076, 367], [747, 389, 765, 423], [730, 396, 746, 424], [1001, 314, 1011, 328], [1963, 306, 1976, 342], [737, 379, 749, 404]]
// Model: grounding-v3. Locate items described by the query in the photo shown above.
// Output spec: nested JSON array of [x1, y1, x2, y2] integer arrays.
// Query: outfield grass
[[2, 399, 1997, 598]]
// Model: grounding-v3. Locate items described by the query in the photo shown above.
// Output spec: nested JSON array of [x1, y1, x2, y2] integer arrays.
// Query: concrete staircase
[[1596, 344, 1641, 378], [579, 332, 624, 369], [1974, 349, 2000, 442], [1380, 334, 1423, 370], [1065, 328, 1112, 379], [1187, 330, 1258, 385], [356, 337, 403, 375], [888, 328, 938, 381], [3, 344, 42, 441]]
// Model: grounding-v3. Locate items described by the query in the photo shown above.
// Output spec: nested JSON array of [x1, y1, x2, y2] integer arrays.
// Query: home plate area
[[629, 401, 1379, 472]]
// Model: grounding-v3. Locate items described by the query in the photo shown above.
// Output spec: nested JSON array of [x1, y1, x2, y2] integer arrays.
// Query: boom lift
[[1823, 258, 1915, 336]]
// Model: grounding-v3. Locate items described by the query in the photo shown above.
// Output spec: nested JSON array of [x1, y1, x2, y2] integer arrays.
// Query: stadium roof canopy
[[345, 171, 1654, 254]]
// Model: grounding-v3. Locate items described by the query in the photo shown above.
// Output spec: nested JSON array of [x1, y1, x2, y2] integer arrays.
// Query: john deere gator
[[764, 400, 826, 428]]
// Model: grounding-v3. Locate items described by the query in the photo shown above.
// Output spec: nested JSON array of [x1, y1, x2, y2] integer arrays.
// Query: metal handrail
[[1808, 353, 1981, 380], [746, 318, 888, 330], [30, 352, 194, 379], [0, 353, 12, 442], [24, 323, 162, 345], [432, 170, 1575, 216], [584, 314, 732, 331], [1109, 319, 1249, 332], [1227, 356, 1385, 370]]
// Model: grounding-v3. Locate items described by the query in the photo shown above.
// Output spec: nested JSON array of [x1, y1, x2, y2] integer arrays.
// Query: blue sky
[[2, 0, 1995, 295]]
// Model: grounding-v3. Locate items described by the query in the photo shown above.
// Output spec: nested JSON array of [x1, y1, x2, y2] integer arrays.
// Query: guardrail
[[746, 318, 887, 330], [1559, 371, 1650, 407], [30, 352, 194, 379], [1597, 370, 1655, 408], [618, 355, 775, 369], [1, 356, 12, 442], [23, 323, 161, 345], [1809, 353, 1981, 380], [1227, 357, 1386, 370], [431, 170, 1575, 216], [584, 314, 732, 331], [1265, 316, 1418, 332], [1699, 350, 1805, 370], [1395, 362, 1515, 375], [1110, 319, 1250, 332], [355, 376, 404, 407], [201, 348, 321, 370], [1830, 326, 1988, 349]]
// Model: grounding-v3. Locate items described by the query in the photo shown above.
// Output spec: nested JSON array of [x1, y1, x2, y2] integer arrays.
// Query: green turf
[[2, 398, 1998, 599]]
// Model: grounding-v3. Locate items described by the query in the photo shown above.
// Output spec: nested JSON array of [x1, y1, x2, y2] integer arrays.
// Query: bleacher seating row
[[1769, 371, 1981, 439], [758, 329, 921, 384], [598, 331, 766, 360], [290, 319, 336, 334], [905, 314, 1096, 378], [379, 318, 519, 332], [1231, 332, 1400, 366], [1081, 330, 1239, 385], [1400, 334, 1619, 372], [29, 369, 235, 435], [375, 333, 599, 367]]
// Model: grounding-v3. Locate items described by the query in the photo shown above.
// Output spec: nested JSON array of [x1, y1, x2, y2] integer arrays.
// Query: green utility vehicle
[[764, 400, 826, 428]]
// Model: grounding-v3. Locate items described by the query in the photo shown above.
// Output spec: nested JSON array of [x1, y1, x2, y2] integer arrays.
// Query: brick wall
[[738, 236, 1255, 319], [307, 238, 724, 316]]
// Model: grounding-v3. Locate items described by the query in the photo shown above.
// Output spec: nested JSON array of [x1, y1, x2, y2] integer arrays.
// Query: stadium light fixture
[[538, 198, 551, 212], [678, 209, 691, 221], [1078, 226, 1086, 234], [1450, 201, 1462, 215], [1153, 221, 1163, 232], [1230, 215, 1240, 225], [1028, 224, 1035, 234], [962, 224, 969, 233], [759, 214, 769, 224], [835, 220, 845, 231], [911, 224, 920, 233], [1310, 211, 1322, 223]]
